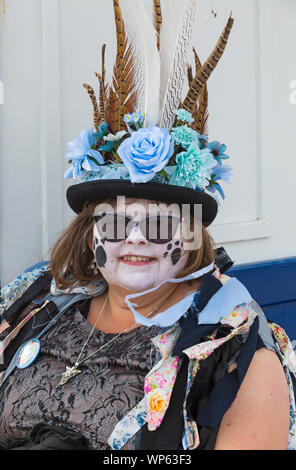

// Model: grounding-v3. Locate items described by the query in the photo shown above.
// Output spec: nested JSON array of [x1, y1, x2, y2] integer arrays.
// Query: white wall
[[1, 0, 296, 286]]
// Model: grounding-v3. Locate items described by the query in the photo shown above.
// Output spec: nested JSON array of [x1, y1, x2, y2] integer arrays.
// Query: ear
[[87, 233, 94, 251]]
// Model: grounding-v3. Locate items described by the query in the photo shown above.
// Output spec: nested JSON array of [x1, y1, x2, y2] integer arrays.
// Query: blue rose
[[117, 126, 174, 183]]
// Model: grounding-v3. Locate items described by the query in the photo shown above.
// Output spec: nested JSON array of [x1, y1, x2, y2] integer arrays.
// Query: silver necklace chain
[[57, 292, 168, 388]]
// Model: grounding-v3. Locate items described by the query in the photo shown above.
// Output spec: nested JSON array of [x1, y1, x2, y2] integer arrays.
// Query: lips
[[119, 255, 157, 265]]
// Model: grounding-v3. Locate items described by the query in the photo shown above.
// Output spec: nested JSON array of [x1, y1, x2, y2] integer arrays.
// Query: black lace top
[[0, 299, 160, 450]]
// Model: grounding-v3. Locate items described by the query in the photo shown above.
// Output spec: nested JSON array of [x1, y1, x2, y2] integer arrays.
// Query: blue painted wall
[[229, 257, 296, 343]]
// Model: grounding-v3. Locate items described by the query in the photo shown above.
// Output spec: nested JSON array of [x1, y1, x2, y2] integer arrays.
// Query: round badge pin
[[16, 339, 41, 369]]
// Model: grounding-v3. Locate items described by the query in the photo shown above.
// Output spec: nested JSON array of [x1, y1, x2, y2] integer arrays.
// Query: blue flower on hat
[[212, 163, 233, 183], [207, 141, 229, 164], [132, 111, 145, 124], [169, 142, 216, 189], [207, 163, 233, 200], [123, 113, 133, 125], [171, 125, 200, 149], [117, 126, 174, 183], [123, 111, 145, 131], [64, 128, 104, 179]]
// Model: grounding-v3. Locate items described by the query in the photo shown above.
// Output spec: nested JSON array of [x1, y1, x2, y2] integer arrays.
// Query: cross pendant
[[57, 364, 82, 388]]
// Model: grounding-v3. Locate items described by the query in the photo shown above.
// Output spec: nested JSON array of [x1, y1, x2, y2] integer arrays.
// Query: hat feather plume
[[106, 0, 138, 133], [153, 0, 162, 51], [95, 44, 108, 122], [82, 83, 101, 131], [183, 14, 234, 113], [191, 47, 209, 135], [118, 0, 161, 127], [158, 0, 197, 130]]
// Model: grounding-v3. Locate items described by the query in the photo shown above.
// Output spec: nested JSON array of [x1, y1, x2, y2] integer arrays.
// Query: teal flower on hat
[[64, 128, 104, 179], [169, 142, 216, 189], [174, 108, 194, 124], [171, 125, 200, 149], [93, 122, 109, 140]]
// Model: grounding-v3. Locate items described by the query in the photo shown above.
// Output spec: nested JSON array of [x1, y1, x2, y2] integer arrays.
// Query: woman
[[0, 194, 292, 450], [0, 0, 295, 451]]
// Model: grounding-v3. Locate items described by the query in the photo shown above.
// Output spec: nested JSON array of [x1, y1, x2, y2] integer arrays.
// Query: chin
[[118, 278, 157, 292], [124, 283, 155, 292]]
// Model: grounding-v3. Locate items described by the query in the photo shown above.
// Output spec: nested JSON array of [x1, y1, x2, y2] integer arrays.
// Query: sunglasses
[[93, 213, 181, 244]]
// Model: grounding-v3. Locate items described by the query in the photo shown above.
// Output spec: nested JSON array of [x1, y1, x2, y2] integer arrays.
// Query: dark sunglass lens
[[145, 215, 179, 244], [94, 214, 128, 241]]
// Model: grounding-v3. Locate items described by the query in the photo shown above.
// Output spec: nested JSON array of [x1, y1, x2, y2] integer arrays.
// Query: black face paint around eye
[[95, 245, 107, 268], [171, 248, 182, 266]]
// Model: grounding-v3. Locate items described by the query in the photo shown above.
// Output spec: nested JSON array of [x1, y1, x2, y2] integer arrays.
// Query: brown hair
[[50, 199, 216, 290]]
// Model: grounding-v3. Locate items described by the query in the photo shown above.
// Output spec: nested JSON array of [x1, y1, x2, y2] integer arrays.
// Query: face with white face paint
[[91, 198, 191, 292]]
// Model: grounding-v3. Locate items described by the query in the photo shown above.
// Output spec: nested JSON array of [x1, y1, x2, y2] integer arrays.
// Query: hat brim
[[66, 179, 218, 227]]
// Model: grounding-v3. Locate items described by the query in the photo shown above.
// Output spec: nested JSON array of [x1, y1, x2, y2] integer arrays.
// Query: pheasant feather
[[191, 47, 209, 135], [107, 0, 137, 133], [82, 83, 100, 131], [195, 85, 209, 135], [153, 0, 162, 51], [187, 65, 193, 87], [94, 44, 108, 121], [183, 15, 234, 113]]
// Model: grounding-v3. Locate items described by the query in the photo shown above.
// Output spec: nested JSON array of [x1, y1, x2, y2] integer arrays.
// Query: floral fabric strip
[[220, 303, 250, 328], [285, 366, 296, 450], [108, 326, 181, 449], [269, 322, 296, 371], [144, 327, 181, 431], [50, 277, 107, 297], [108, 399, 147, 450], [0, 301, 50, 361], [0, 264, 50, 316]]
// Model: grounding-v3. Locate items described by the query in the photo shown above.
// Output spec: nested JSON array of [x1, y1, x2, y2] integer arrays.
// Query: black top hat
[[67, 179, 218, 227]]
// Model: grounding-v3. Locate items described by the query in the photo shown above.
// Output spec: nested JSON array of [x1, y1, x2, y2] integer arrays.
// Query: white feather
[[158, 0, 197, 129], [119, 0, 161, 127]]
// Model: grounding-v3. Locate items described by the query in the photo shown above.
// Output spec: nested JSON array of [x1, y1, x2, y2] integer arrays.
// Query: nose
[[125, 223, 148, 246]]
